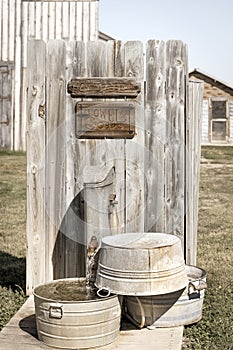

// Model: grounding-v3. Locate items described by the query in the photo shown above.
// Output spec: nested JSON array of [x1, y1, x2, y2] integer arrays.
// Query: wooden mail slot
[[75, 102, 135, 139], [68, 78, 141, 98]]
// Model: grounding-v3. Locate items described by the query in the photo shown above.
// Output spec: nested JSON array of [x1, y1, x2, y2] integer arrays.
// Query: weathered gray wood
[[0, 0, 99, 151], [0, 65, 12, 148], [125, 41, 145, 232], [25, 38, 200, 291], [26, 40, 46, 294], [67, 77, 141, 98], [186, 80, 204, 264], [45, 40, 66, 282], [165, 40, 188, 250], [145, 40, 166, 232], [64, 41, 86, 278], [109, 40, 126, 233]]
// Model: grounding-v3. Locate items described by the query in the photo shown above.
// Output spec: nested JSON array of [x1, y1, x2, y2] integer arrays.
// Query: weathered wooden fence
[[26, 39, 203, 294], [0, 0, 99, 150]]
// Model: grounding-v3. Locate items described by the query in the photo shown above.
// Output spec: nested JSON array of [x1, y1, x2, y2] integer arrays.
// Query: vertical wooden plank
[[35, 2, 42, 40], [21, 1, 28, 68], [18, 1, 27, 151], [26, 40, 46, 294], [75, 2, 82, 41], [45, 40, 66, 282], [124, 41, 145, 233], [28, 1, 35, 39], [13, 0, 22, 150], [89, 0, 98, 40], [9, 0, 15, 61], [82, 1, 90, 42], [55, 41, 87, 279], [20, 68, 27, 151], [165, 40, 188, 250], [109, 40, 126, 233], [145, 40, 166, 232], [2, 0, 8, 61], [48, 2, 55, 40], [186, 80, 203, 264], [69, 2, 76, 41], [55, 2, 62, 39], [0, 66, 11, 148], [41, 2, 48, 42], [62, 2, 69, 40]]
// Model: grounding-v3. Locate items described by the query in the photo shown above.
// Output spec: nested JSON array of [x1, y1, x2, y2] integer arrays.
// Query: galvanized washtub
[[125, 265, 207, 328], [95, 232, 188, 296], [34, 278, 121, 349]]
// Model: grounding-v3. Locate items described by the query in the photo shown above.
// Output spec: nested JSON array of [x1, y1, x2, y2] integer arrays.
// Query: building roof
[[98, 31, 115, 41], [189, 68, 233, 96]]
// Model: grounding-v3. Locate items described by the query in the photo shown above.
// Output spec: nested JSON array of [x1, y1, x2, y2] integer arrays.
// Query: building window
[[209, 98, 229, 142]]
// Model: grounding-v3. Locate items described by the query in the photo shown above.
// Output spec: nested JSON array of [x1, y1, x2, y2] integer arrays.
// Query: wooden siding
[[190, 73, 233, 144], [0, 0, 99, 150], [201, 100, 209, 144], [26, 39, 202, 293], [229, 101, 233, 144]]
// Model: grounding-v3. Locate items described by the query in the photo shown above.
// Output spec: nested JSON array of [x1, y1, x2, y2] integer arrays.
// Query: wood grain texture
[[26, 40, 46, 294], [25, 39, 201, 288], [1, 0, 99, 151], [165, 40, 188, 250], [145, 39, 166, 232], [125, 41, 145, 232], [186, 80, 203, 264], [67, 77, 141, 98], [45, 40, 66, 282]]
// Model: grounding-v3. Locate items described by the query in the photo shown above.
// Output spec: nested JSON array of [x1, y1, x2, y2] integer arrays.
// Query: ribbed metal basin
[[95, 232, 188, 296], [125, 265, 207, 328], [34, 278, 121, 349]]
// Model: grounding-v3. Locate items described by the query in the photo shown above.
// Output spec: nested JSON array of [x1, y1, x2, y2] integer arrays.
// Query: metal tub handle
[[97, 288, 111, 298], [49, 303, 63, 319], [188, 280, 207, 294]]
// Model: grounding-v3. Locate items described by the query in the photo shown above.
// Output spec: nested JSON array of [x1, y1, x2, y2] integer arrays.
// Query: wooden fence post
[[145, 39, 166, 233], [45, 40, 66, 282], [26, 40, 46, 294], [186, 80, 204, 264], [165, 40, 188, 250]]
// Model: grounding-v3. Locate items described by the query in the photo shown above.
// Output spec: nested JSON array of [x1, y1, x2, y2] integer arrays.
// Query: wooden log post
[[145, 39, 166, 233], [165, 40, 188, 251], [26, 41, 46, 294], [186, 80, 204, 264]]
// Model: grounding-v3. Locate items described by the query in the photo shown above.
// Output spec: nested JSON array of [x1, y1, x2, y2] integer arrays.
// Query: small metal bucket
[[125, 265, 207, 328], [96, 232, 188, 296], [34, 278, 121, 349]]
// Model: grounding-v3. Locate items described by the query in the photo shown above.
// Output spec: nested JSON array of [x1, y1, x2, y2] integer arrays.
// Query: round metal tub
[[125, 265, 207, 328], [95, 232, 188, 296], [34, 278, 121, 349]]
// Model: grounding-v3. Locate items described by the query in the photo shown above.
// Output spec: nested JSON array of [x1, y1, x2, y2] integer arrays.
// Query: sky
[[99, 0, 233, 86]]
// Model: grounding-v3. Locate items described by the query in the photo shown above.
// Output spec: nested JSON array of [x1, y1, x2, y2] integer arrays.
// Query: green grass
[[0, 150, 27, 329], [183, 146, 233, 349], [0, 147, 233, 349]]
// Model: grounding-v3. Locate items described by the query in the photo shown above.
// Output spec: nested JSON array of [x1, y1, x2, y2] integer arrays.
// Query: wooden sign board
[[68, 78, 141, 98], [75, 102, 135, 139]]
